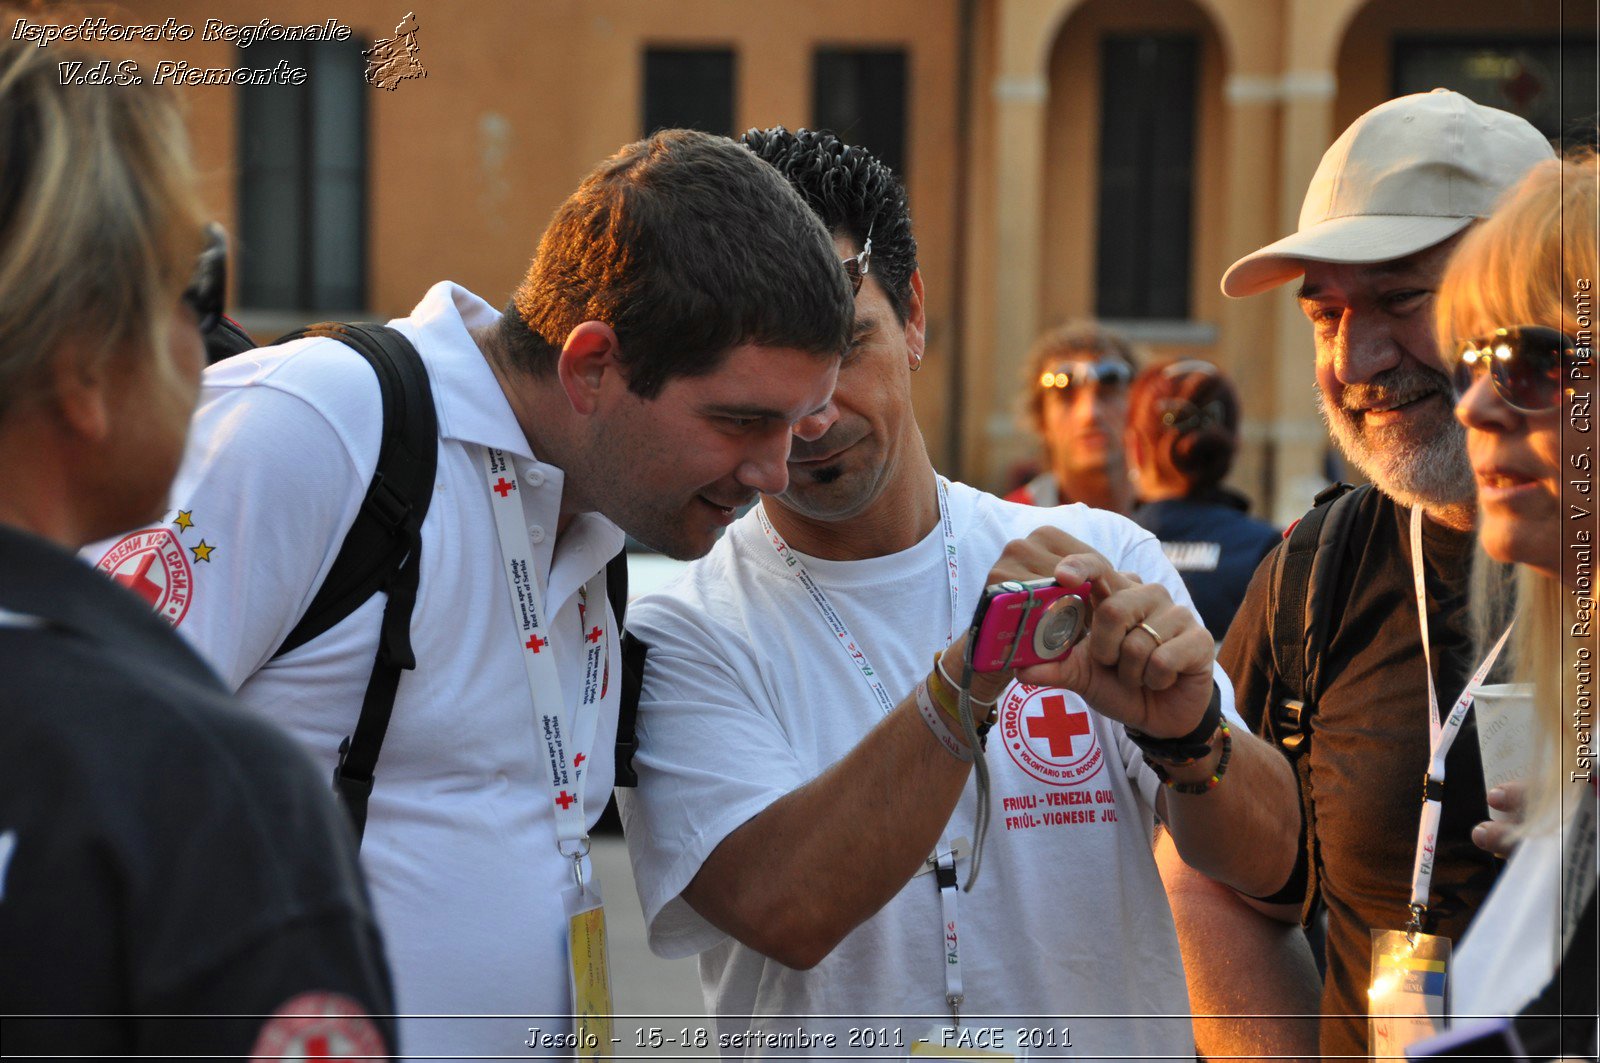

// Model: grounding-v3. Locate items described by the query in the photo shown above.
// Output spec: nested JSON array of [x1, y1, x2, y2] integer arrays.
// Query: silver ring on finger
[[1137, 621, 1165, 647]]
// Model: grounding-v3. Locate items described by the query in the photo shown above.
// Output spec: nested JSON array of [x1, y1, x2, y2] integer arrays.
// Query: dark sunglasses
[[841, 221, 874, 297], [1453, 325, 1577, 414], [1038, 358, 1133, 392], [182, 223, 228, 335]]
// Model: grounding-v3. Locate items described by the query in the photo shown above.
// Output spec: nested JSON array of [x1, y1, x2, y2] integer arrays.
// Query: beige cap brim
[[1220, 213, 1476, 298]]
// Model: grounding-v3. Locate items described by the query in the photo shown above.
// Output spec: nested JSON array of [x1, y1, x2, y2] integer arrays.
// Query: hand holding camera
[[962, 526, 1215, 739]]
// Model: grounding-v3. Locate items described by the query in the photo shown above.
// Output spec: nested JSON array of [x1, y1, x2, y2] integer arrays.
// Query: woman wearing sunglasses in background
[[1428, 153, 1598, 1059], [0, 34, 395, 1056]]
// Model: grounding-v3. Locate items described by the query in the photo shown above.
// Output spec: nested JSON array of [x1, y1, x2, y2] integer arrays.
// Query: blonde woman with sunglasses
[[1430, 153, 1598, 1058]]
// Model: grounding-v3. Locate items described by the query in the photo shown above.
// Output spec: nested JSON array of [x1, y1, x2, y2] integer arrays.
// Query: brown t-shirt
[[1221, 490, 1501, 1059]]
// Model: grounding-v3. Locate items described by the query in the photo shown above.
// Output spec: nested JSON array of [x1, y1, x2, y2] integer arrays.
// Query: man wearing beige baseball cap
[[1164, 90, 1555, 1061]]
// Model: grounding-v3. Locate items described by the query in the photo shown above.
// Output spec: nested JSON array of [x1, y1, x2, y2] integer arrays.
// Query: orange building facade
[[33, 0, 1586, 521]]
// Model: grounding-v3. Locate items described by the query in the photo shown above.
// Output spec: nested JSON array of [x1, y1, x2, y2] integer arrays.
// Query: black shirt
[[1131, 491, 1280, 641], [1220, 492, 1501, 1059], [0, 525, 396, 1059]]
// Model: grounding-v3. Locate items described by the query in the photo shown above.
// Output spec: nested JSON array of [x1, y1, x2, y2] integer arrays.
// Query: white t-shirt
[[87, 282, 625, 1059], [620, 480, 1236, 1059], [1451, 786, 1597, 1022]]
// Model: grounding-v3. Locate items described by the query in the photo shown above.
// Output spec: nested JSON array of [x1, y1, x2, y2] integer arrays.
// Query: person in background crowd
[[1162, 89, 1556, 1060], [86, 128, 852, 1057], [1431, 152, 1597, 1059], [0, 35, 397, 1058], [1007, 322, 1140, 513], [1127, 360, 1279, 641]]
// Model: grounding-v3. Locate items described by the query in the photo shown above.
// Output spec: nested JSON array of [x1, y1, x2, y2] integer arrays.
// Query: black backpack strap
[[268, 323, 438, 841], [607, 549, 650, 787], [605, 548, 629, 631], [1265, 481, 1371, 753], [202, 315, 257, 365], [1258, 480, 1372, 914]]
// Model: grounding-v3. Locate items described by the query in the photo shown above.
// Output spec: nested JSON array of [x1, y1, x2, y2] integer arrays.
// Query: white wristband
[[915, 679, 975, 763]]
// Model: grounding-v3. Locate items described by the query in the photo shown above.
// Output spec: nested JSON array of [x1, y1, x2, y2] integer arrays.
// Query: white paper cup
[[1473, 683, 1537, 821]]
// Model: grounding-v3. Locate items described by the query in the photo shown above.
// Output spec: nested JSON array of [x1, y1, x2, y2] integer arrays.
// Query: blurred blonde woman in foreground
[[1434, 152, 1598, 1059], [0, 32, 395, 1056]]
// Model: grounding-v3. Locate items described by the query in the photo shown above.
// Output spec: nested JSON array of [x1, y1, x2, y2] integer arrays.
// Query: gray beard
[[1316, 370, 1475, 512]]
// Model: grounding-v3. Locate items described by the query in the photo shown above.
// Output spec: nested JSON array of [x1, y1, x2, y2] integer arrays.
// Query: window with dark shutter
[[1094, 34, 1198, 321]]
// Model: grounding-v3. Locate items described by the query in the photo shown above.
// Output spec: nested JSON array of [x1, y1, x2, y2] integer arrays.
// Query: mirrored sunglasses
[[182, 223, 228, 335], [1454, 325, 1578, 414], [1038, 358, 1133, 392]]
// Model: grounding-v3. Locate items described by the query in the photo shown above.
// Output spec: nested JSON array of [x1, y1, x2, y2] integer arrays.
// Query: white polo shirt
[[88, 282, 625, 1058]]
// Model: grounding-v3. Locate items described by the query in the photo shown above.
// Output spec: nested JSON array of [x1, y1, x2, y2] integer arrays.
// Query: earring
[[909, 352, 924, 373]]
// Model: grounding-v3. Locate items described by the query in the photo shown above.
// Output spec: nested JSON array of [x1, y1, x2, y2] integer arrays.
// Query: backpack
[[1259, 479, 1373, 916], [211, 319, 637, 837]]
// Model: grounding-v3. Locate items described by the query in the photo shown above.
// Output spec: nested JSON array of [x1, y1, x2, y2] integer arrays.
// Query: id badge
[[911, 1026, 1020, 1060], [562, 882, 613, 1062], [1369, 929, 1451, 1059]]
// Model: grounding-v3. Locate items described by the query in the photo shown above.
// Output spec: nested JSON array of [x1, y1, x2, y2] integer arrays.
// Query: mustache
[[1338, 364, 1452, 413]]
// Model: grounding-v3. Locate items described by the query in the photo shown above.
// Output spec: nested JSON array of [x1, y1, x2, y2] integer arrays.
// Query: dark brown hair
[[1127, 359, 1240, 493], [499, 129, 854, 398]]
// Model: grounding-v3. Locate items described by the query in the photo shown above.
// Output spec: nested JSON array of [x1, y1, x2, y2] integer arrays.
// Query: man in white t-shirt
[[87, 130, 854, 1058], [618, 127, 1301, 1059]]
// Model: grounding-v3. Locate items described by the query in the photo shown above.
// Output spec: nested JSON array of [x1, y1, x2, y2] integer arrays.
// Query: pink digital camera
[[968, 577, 1093, 673]]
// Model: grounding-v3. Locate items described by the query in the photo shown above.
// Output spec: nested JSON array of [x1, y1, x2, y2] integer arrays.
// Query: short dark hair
[[500, 129, 853, 399], [740, 126, 918, 324]]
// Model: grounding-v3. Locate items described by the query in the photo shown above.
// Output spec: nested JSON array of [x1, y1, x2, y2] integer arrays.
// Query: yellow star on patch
[[172, 510, 194, 532], [190, 540, 216, 563]]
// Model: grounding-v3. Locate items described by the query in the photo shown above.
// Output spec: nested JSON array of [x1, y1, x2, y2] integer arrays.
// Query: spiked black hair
[[740, 125, 918, 324]]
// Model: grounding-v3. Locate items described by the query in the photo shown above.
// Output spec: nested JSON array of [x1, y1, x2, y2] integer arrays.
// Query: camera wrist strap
[[1407, 506, 1513, 930], [756, 475, 971, 1022]]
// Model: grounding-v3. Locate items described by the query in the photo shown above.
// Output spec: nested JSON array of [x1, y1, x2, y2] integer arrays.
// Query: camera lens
[[1033, 595, 1086, 659]]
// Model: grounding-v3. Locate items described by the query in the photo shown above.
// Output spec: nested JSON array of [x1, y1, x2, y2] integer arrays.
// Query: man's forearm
[[1160, 729, 1301, 896], [1156, 832, 1321, 1063], [681, 685, 973, 969]]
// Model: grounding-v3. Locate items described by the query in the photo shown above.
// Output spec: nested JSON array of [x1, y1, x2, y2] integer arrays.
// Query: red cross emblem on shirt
[[493, 477, 516, 498], [525, 634, 547, 653], [1026, 694, 1093, 758], [574, 753, 586, 768], [115, 552, 164, 607], [586, 626, 602, 644], [555, 790, 576, 810]]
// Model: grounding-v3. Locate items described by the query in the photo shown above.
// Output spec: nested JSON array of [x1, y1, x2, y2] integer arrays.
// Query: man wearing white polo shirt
[[89, 129, 852, 1057]]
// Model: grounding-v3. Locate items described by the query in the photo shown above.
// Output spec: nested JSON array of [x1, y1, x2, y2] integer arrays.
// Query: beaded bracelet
[[1144, 723, 1232, 795]]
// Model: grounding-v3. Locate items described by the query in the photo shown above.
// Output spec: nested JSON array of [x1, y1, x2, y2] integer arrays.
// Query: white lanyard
[[1406, 507, 1513, 927], [482, 447, 609, 886], [757, 476, 968, 1021]]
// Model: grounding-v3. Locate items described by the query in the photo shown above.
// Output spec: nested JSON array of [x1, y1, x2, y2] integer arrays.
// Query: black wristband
[[1125, 681, 1223, 764]]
